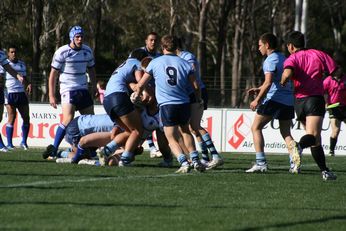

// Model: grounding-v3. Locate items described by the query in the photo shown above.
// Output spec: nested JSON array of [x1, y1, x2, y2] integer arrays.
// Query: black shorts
[[160, 103, 191, 126], [295, 96, 326, 122], [328, 106, 346, 120], [201, 87, 208, 110], [257, 99, 294, 120], [103, 92, 134, 122]]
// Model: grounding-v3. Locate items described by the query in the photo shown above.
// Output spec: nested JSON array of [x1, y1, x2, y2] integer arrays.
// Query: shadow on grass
[[0, 172, 119, 179], [0, 159, 50, 163], [0, 201, 345, 213], [0, 185, 73, 190], [234, 215, 346, 231], [0, 200, 181, 209]]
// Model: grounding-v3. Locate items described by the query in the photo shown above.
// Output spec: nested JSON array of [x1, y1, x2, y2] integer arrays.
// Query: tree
[[323, 0, 344, 50], [197, 0, 210, 80], [215, 0, 232, 106], [230, 0, 247, 107]]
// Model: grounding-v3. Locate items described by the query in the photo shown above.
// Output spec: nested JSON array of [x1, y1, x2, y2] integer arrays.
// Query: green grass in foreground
[[0, 149, 345, 231]]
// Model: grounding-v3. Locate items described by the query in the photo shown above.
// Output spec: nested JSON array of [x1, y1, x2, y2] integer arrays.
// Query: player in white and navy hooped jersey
[[1, 45, 32, 150], [42, 25, 97, 159], [0, 49, 24, 152], [135, 35, 204, 173]]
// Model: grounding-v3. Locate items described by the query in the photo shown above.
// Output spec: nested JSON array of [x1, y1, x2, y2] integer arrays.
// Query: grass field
[[0, 149, 345, 231]]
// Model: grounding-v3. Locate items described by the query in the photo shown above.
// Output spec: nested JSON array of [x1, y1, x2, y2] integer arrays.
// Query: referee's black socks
[[310, 145, 328, 172]]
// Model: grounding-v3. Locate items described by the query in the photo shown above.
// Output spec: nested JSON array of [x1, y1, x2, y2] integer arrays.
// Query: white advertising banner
[[4, 104, 346, 155], [222, 109, 346, 155]]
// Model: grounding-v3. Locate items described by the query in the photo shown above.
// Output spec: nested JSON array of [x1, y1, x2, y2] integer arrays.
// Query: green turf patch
[[0, 149, 345, 230]]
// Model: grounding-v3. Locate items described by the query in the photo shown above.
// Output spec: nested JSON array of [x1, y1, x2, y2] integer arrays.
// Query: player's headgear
[[69, 26, 84, 41]]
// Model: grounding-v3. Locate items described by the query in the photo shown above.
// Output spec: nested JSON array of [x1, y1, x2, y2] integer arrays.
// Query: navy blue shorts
[[160, 103, 191, 126], [6, 92, 28, 106], [0, 87, 4, 105], [65, 116, 81, 146], [61, 89, 93, 111], [257, 99, 294, 120], [295, 96, 325, 122], [103, 92, 134, 121]]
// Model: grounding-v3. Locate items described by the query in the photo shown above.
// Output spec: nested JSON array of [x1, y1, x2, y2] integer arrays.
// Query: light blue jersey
[[51, 44, 95, 94], [104, 58, 142, 97], [4, 59, 26, 93], [178, 50, 205, 89], [0, 50, 9, 67], [263, 52, 293, 106], [77, 114, 114, 136], [146, 54, 194, 106]]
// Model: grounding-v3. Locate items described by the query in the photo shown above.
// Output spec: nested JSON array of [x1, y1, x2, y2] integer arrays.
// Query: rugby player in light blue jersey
[[55, 114, 115, 164], [42, 25, 97, 159], [131, 32, 163, 158], [101, 49, 148, 166], [0, 49, 24, 152], [135, 35, 204, 173], [246, 33, 298, 173], [1, 45, 31, 150], [177, 45, 223, 170]]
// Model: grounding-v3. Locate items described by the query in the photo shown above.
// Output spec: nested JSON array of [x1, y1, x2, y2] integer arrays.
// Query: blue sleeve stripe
[[64, 60, 90, 64], [61, 72, 86, 76]]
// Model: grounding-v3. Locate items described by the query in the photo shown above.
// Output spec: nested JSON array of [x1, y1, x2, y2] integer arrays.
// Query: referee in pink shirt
[[323, 51, 346, 157], [280, 31, 339, 181]]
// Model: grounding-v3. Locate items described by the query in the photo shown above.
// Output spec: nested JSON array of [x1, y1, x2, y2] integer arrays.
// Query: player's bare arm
[[88, 66, 98, 98], [250, 73, 273, 111], [280, 68, 293, 86], [48, 68, 59, 109]]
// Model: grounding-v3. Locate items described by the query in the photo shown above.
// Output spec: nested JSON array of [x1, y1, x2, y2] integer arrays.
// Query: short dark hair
[[259, 33, 278, 50], [146, 32, 158, 39], [286, 31, 305, 48], [129, 48, 148, 61], [161, 35, 178, 52]]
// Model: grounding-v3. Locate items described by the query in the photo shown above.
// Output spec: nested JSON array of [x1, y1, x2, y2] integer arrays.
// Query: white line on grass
[[0, 173, 180, 188], [0, 169, 244, 188]]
